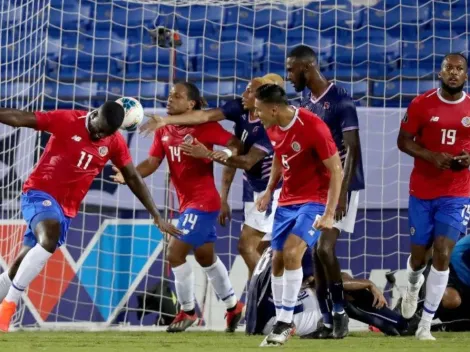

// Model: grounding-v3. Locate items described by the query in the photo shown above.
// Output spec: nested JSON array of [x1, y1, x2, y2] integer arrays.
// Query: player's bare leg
[[0, 220, 59, 332], [257, 239, 271, 256], [238, 224, 265, 279], [194, 242, 244, 332], [0, 246, 32, 301], [316, 227, 349, 339], [415, 236, 455, 340], [262, 234, 303, 346], [166, 237, 197, 333]]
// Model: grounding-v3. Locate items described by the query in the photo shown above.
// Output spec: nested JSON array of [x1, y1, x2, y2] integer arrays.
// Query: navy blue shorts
[[271, 202, 325, 251], [408, 195, 470, 246], [176, 208, 218, 248], [21, 190, 72, 248]]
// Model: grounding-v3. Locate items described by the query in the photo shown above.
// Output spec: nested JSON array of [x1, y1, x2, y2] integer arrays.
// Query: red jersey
[[401, 89, 470, 199], [23, 110, 132, 217], [267, 108, 338, 206], [149, 122, 233, 212]]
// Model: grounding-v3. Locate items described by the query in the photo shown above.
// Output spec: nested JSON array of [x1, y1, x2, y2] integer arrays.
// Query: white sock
[[278, 267, 303, 324], [172, 262, 195, 312], [0, 271, 12, 301], [407, 256, 426, 291], [271, 274, 283, 318], [6, 245, 52, 304], [421, 266, 449, 324], [203, 257, 237, 309]]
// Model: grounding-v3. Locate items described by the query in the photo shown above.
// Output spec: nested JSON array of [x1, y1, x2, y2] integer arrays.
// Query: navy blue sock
[[317, 285, 332, 326], [376, 306, 408, 331], [329, 281, 345, 313]]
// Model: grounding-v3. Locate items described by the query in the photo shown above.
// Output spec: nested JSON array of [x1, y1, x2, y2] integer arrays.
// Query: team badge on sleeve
[[461, 116, 470, 127], [99, 146, 108, 157]]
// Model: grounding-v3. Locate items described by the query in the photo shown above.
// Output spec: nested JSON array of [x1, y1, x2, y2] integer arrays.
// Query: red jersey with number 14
[[401, 89, 470, 199], [149, 122, 233, 212], [266, 108, 338, 206], [23, 110, 132, 217]]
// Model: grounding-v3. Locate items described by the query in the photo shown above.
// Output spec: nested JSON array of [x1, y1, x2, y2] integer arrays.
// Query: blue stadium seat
[[224, 5, 293, 29], [0, 82, 31, 99], [402, 38, 467, 67], [49, 3, 91, 30], [195, 81, 235, 97], [285, 28, 334, 62], [44, 82, 98, 99], [99, 81, 168, 99], [432, 2, 467, 34], [0, 5, 22, 27], [365, 3, 431, 30], [373, 80, 436, 98], [175, 5, 224, 36], [335, 80, 369, 98]]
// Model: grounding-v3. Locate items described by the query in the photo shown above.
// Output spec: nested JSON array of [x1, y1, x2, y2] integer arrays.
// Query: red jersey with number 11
[[401, 89, 470, 199], [266, 108, 337, 206]]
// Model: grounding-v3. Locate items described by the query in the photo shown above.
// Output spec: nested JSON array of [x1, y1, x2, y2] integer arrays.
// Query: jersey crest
[[461, 116, 470, 128]]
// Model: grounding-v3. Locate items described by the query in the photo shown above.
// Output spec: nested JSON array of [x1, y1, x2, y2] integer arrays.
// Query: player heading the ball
[[397, 53, 470, 341], [0, 101, 179, 332], [254, 84, 343, 346], [112, 82, 245, 333]]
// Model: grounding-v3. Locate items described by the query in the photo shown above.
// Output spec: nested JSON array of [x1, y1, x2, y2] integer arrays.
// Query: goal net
[[0, 0, 467, 330]]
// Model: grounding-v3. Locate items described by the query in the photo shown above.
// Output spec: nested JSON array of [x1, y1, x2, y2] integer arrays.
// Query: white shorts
[[333, 191, 360, 233], [244, 188, 281, 235], [262, 288, 321, 337]]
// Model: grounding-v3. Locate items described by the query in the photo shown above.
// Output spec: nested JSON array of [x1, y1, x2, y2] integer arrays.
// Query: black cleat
[[301, 324, 333, 339], [333, 312, 349, 339]]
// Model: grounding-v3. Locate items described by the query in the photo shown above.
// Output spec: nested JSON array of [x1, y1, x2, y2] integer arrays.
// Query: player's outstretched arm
[[341, 272, 387, 309], [111, 156, 161, 184], [118, 162, 181, 236], [0, 108, 37, 129], [212, 145, 267, 171]]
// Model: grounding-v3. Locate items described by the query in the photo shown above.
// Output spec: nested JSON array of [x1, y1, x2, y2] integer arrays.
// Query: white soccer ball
[[116, 97, 144, 131]]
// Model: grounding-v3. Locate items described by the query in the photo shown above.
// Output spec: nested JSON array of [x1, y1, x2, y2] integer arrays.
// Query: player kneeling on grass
[[112, 82, 244, 333], [0, 102, 179, 332], [247, 247, 416, 337], [253, 84, 343, 346]]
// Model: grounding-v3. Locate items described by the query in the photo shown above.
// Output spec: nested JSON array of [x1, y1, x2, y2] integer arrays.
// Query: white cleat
[[401, 274, 425, 319], [415, 324, 436, 341], [260, 322, 295, 347], [259, 335, 280, 347]]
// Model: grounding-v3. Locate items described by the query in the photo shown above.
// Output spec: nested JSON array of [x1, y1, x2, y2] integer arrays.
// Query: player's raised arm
[[0, 108, 37, 129]]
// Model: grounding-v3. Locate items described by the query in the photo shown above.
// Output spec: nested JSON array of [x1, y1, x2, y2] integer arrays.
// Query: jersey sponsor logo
[[183, 134, 194, 144], [410, 226, 415, 235], [402, 113, 408, 123], [72, 135, 82, 142], [42, 200, 52, 207], [98, 146, 108, 157], [291, 141, 301, 152], [462, 117, 470, 127], [430, 116, 440, 122]]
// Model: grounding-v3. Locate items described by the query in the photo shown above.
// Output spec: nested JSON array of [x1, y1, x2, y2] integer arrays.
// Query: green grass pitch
[[1, 331, 470, 352]]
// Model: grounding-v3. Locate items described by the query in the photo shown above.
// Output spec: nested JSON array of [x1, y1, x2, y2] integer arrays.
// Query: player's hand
[[452, 150, 470, 170], [430, 152, 453, 170], [313, 213, 335, 231], [139, 114, 166, 137], [256, 191, 272, 212], [370, 285, 387, 309], [153, 216, 182, 237], [210, 150, 232, 162], [110, 166, 126, 184], [180, 138, 211, 159], [218, 200, 232, 227], [335, 193, 348, 222]]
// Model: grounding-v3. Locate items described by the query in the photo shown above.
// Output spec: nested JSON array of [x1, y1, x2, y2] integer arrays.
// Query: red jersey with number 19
[[23, 110, 132, 218], [149, 122, 234, 213], [266, 108, 338, 206], [401, 89, 470, 199]]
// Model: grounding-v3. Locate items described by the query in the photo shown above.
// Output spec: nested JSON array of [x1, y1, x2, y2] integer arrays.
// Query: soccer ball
[[116, 97, 144, 131]]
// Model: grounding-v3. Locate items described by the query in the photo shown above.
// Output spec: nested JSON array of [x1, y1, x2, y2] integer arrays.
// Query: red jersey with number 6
[[266, 108, 338, 206], [401, 88, 470, 199], [149, 123, 234, 212], [23, 110, 132, 218]]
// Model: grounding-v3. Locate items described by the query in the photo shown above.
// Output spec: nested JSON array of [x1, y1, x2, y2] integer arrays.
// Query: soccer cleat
[[225, 301, 244, 333], [415, 324, 436, 341], [300, 324, 333, 339], [166, 310, 197, 333], [401, 274, 425, 319], [0, 300, 17, 332], [332, 312, 349, 339], [261, 321, 296, 346]]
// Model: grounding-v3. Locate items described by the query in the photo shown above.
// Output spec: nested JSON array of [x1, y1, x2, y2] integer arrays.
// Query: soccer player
[[286, 45, 365, 338], [247, 247, 413, 337], [139, 74, 284, 278], [254, 84, 343, 346], [0, 101, 179, 332], [112, 82, 244, 333], [397, 52, 470, 340]]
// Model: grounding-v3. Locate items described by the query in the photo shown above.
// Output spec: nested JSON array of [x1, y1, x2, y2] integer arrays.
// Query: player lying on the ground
[[246, 247, 415, 337], [286, 45, 364, 339], [111, 82, 244, 333], [254, 84, 343, 346], [139, 74, 283, 279], [397, 53, 470, 341], [0, 102, 179, 332]]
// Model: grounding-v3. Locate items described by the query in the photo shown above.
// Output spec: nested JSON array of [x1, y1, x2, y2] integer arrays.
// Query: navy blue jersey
[[220, 99, 280, 197], [245, 247, 313, 334], [300, 83, 365, 191], [451, 235, 470, 287]]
